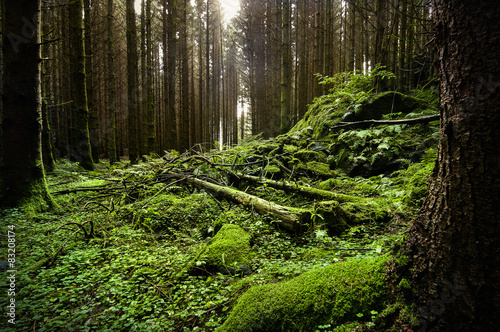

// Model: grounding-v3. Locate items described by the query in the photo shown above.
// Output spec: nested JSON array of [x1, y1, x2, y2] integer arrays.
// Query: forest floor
[[0, 86, 439, 331]]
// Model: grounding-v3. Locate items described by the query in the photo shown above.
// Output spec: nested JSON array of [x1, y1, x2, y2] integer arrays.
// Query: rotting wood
[[231, 173, 357, 203], [330, 114, 439, 130], [186, 177, 311, 232]]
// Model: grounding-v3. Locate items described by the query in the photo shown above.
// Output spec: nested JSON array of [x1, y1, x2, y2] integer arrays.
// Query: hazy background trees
[[33, 0, 433, 162]]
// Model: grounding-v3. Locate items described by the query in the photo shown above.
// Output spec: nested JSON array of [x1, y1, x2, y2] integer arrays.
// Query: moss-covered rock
[[256, 142, 279, 154], [295, 149, 327, 163], [190, 224, 255, 275], [341, 199, 392, 224], [216, 255, 390, 332], [319, 178, 341, 191], [315, 200, 350, 235], [296, 161, 333, 177], [342, 91, 428, 122]]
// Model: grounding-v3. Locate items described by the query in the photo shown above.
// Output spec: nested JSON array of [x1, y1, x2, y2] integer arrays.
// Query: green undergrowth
[[0, 77, 437, 331], [0, 155, 428, 331]]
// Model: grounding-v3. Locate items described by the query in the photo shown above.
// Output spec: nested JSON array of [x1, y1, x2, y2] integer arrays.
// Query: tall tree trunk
[[280, 0, 291, 133], [205, 0, 211, 143], [179, 0, 190, 152], [41, 7, 56, 171], [196, 0, 205, 146], [296, 0, 308, 120], [68, 0, 93, 170], [126, 0, 139, 164], [398, 0, 408, 90], [84, 0, 99, 162], [166, 0, 178, 150], [145, 0, 155, 153], [1, 0, 53, 208], [107, 0, 118, 163], [139, 0, 147, 156], [254, 0, 267, 137], [403, 1, 500, 330]]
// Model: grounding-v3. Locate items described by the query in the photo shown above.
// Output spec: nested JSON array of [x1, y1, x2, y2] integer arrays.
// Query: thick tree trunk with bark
[[166, 0, 178, 150], [107, 0, 118, 164], [68, 0, 93, 170], [126, 0, 139, 164], [403, 1, 500, 330], [145, 0, 155, 154], [84, 0, 99, 163], [280, 0, 291, 134], [0, 0, 52, 208]]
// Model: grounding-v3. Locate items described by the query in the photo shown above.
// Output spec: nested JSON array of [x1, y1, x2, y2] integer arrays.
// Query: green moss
[[396, 254, 409, 267], [319, 178, 341, 190], [343, 91, 428, 122], [264, 164, 281, 175], [341, 199, 392, 224], [216, 255, 390, 332], [332, 322, 365, 331], [191, 224, 255, 275], [21, 179, 57, 213], [301, 248, 336, 261], [295, 149, 327, 162], [256, 142, 279, 154], [283, 144, 299, 154], [304, 161, 332, 177], [398, 278, 412, 290], [129, 192, 221, 234], [315, 201, 350, 235]]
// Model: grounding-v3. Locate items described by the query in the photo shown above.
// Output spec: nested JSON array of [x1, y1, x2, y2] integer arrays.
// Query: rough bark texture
[[126, 0, 138, 163], [280, 0, 291, 134], [145, 0, 155, 154], [404, 1, 500, 330], [107, 0, 117, 163], [68, 0, 93, 170], [0, 0, 51, 207]]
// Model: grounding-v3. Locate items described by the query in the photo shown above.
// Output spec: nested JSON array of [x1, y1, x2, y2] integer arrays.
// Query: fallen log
[[230, 173, 357, 203], [330, 114, 439, 130], [186, 177, 311, 232]]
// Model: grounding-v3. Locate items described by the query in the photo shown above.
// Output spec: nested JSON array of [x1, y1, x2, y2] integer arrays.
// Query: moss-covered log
[[232, 173, 358, 203], [186, 178, 311, 232]]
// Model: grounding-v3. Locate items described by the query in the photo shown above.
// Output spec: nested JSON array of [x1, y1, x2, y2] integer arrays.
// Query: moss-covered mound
[[289, 91, 432, 140], [342, 91, 428, 122], [216, 255, 390, 332], [190, 224, 255, 275]]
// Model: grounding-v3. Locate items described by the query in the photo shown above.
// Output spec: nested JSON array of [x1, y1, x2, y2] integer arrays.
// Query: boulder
[[190, 224, 255, 276], [216, 255, 389, 332]]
